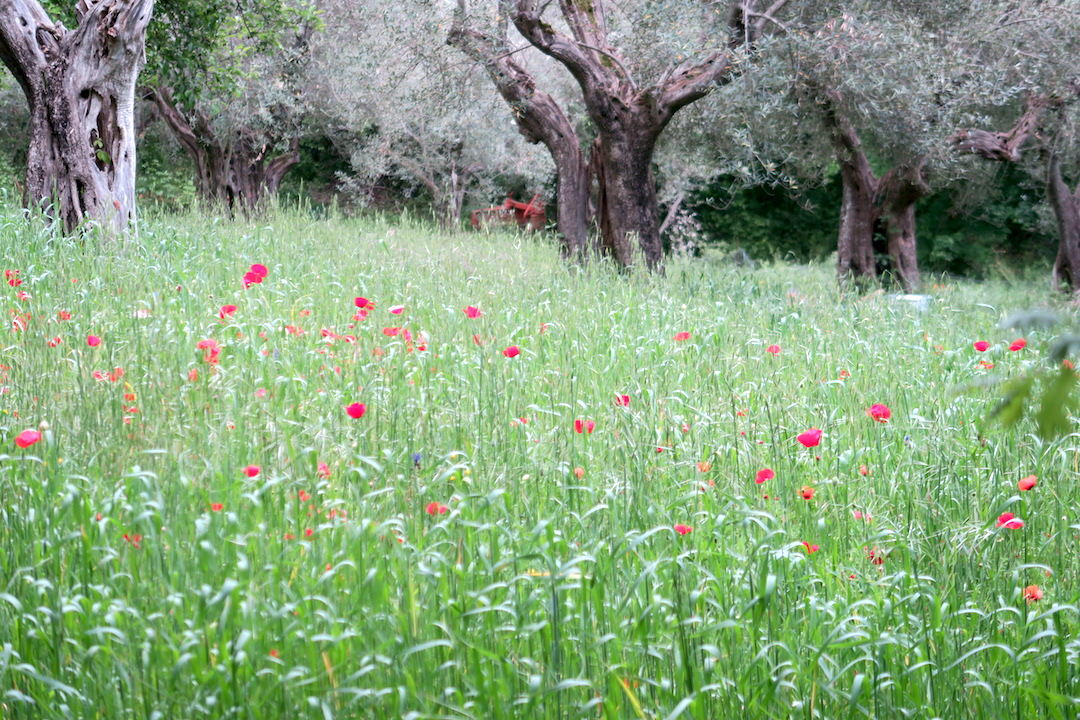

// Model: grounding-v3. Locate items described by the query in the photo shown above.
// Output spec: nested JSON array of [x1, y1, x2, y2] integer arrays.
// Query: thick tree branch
[[953, 94, 1050, 162], [656, 51, 734, 123], [511, 0, 614, 109], [752, 0, 792, 40], [0, 0, 61, 98], [145, 86, 208, 163], [448, 3, 579, 158]]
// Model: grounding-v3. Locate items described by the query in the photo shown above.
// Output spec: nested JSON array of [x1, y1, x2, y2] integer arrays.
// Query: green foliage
[[691, 174, 841, 262], [144, 0, 319, 110], [135, 123, 198, 212], [692, 163, 1056, 278]]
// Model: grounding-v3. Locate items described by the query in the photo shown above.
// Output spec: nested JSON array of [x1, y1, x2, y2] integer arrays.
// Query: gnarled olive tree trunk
[[0, 0, 153, 233], [879, 164, 930, 292], [147, 87, 300, 215], [1048, 154, 1080, 292], [820, 85, 928, 291], [448, 4, 590, 256]]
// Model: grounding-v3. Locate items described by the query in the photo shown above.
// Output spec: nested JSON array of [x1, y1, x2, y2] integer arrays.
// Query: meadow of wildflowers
[[0, 206, 1077, 718]]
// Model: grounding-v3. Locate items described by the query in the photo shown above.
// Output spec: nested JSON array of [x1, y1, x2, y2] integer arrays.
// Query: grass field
[[0, 206, 1077, 719]]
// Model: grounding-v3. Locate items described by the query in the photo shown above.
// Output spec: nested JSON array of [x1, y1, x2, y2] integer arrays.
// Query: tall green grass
[[0, 205, 1075, 719]]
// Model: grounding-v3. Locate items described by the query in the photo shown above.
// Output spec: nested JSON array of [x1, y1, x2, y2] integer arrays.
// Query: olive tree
[[312, 0, 552, 229], [450, 0, 805, 269], [0, 0, 153, 232]]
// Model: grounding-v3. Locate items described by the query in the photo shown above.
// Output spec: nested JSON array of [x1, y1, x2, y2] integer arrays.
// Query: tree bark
[[447, 6, 590, 257], [819, 86, 879, 285], [146, 86, 300, 214], [0, 0, 154, 233], [879, 164, 930, 292], [836, 158, 879, 284], [595, 129, 662, 266], [1048, 154, 1080, 292]]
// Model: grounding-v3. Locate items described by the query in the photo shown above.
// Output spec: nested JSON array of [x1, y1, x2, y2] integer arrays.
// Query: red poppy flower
[[87, 334, 101, 347], [14, 429, 40, 448], [697, 461, 712, 473], [801, 541, 819, 553], [1009, 338, 1027, 351], [859, 464, 869, 476], [57, 310, 71, 321], [211, 503, 224, 512], [250, 263, 268, 278], [673, 524, 693, 535], [766, 344, 781, 356], [866, 404, 891, 423], [797, 428, 822, 447], [973, 341, 990, 352], [242, 271, 263, 288], [346, 402, 366, 419], [673, 332, 691, 342], [47, 336, 61, 347], [503, 346, 520, 358], [317, 462, 331, 479], [614, 394, 630, 407], [219, 304, 237, 319], [426, 501, 448, 515], [389, 305, 404, 315], [799, 485, 815, 500], [1024, 585, 1043, 603], [755, 468, 774, 484], [305, 528, 314, 538], [574, 418, 595, 434], [464, 306, 482, 318], [354, 297, 373, 309], [866, 546, 885, 565], [573, 467, 585, 479], [1019, 475, 1037, 491], [242, 465, 261, 478], [996, 512, 1024, 529]]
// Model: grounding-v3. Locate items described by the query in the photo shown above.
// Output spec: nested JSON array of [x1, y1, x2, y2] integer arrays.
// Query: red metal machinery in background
[[470, 194, 546, 231]]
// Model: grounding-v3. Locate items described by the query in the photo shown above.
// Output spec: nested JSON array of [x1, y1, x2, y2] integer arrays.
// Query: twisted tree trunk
[[821, 86, 879, 286], [0, 0, 154, 233], [821, 84, 928, 291], [147, 87, 300, 214], [448, 7, 590, 257], [880, 164, 930, 292], [1048, 154, 1080, 292], [510, 0, 747, 271]]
